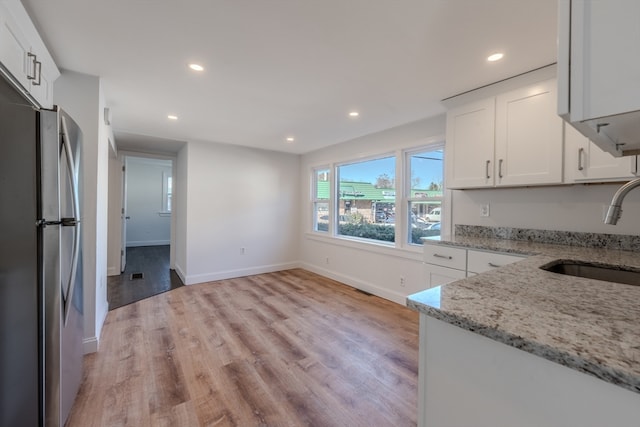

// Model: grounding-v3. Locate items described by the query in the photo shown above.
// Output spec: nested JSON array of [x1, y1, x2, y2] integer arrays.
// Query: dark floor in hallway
[[107, 245, 184, 310]]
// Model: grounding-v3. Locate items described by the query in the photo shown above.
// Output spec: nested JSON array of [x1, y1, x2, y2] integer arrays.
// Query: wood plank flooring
[[68, 269, 419, 427]]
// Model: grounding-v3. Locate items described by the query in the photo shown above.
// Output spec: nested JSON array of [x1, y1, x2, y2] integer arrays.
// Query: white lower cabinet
[[419, 316, 640, 427], [423, 242, 525, 287], [467, 250, 525, 275]]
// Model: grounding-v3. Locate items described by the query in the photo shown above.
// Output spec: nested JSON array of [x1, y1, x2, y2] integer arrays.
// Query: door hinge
[[122, 165, 125, 172], [121, 249, 124, 255], [121, 207, 125, 214]]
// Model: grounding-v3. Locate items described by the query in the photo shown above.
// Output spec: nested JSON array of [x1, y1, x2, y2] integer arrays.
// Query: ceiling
[[21, 0, 558, 155]]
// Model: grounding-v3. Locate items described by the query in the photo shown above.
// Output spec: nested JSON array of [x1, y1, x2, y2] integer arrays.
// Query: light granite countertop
[[406, 233, 640, 394]]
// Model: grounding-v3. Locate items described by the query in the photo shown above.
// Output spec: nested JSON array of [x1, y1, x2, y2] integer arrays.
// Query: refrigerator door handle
[[61, 116, 80, 325]]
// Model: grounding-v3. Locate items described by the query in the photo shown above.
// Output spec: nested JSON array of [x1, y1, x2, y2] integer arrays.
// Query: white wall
[[175, 140, 300, 285], [54, 70, 110, 353], [299, 116, 447, 304], [451, 183, 640, 235], [124, 156, 172, 247], [106, 148, 122, 276], [175, 144, 188, 278]]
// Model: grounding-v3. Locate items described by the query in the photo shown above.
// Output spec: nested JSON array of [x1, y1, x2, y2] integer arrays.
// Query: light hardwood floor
[[67, 269, 419, 427]]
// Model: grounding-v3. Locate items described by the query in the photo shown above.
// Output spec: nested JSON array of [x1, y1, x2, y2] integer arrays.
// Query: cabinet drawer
[[467, 250, 525, 274], [423, 244, 467, 270]]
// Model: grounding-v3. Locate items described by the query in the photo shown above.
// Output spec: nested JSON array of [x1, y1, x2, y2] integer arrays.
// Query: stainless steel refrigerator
[[0, 72, 84, 426]]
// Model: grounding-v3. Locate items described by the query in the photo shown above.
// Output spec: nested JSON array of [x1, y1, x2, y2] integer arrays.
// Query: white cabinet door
[[571, 0, 640, 121], [28, 56, 54, 108], [495, 79, 564, 187], [0, 0, 59, 108], [559, 0, 640, 156], [445, 97, 495, 189], [0, 9, 30, 89], [424, 263, 466, 289], [564, 123, 638, 182]]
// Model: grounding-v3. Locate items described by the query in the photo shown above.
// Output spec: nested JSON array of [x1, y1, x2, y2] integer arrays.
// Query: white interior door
[[120, 157, 128, 272]]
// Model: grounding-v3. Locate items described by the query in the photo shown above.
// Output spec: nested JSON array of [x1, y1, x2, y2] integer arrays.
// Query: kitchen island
[[407, 227, 640, 427]]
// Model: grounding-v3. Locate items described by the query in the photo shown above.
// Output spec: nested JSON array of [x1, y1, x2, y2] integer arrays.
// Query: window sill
[[304, 231, 423, 260]]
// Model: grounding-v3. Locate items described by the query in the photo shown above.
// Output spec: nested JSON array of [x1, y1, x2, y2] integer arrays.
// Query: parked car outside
[[425, 207, 441, 222]]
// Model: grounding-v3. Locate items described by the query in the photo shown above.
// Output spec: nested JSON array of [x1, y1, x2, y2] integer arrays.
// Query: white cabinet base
[[419, 315, 640, 427]]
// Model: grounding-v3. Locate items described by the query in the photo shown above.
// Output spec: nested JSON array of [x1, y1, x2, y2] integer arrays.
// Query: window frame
[[311, 166, 330, 233], [334, 153, 397, 245], [308, 139, 447, 250], [403, 143, 446, 246]]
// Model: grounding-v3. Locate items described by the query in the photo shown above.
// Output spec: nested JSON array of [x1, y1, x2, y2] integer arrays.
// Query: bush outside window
[[311, 143, 445, 246], [337, 156, 396, 243]]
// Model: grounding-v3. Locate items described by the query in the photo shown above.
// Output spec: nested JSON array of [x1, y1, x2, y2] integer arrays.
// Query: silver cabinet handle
[[27, 52, 37, 80], [485, 160, 491, 179], [488, 262, 502, 268], [498, 159, 504, 178], [577, 147, 585, 171], [433, 254, 453, 260], [33, 59, 41, 86]]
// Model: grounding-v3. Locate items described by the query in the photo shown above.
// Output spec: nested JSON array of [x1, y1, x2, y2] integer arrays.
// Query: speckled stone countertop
[[407, 227, 640, 394]]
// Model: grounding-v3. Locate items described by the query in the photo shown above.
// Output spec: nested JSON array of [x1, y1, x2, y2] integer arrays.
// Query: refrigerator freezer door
[[0, 71, 40, 427]]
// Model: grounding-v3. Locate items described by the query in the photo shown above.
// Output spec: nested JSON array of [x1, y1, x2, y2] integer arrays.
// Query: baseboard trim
[[107, 266, 120, 276], [299, 262, 406, 305], [184, 262, 301, 285], [174, 263, 187, 284], [83, 336, 99, 354], [126, 240, 170, 247]]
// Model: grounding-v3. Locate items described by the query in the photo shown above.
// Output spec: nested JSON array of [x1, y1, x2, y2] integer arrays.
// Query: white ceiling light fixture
[[487, 52, 504, 62], [188, 63, 204, 71], [167, 115, 178, 120], [286, 137, 295, 143], [348, 111, 360, 117]]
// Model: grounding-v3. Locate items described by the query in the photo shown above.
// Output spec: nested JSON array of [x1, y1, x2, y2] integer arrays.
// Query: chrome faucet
[[604, 177, 640, 225]]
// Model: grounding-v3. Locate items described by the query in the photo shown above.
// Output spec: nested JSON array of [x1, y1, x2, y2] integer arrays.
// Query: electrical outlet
[[241, 247, 246, 255], [480, 203, 490, 217], [400, 276, 405, 287], [325, 257, 329, 264]]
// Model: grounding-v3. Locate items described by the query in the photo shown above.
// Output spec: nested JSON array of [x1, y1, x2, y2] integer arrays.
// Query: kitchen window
[[405, 145, 444, 244], [312, 167, 330, 232], [336, 155, 396, 243]]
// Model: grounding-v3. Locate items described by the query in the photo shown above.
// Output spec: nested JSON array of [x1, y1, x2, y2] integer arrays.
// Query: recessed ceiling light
[[487, 53, 504, 62], [188, 63, 204, 71], [286, 137, 295, 143], [349, 111, 359, 117], [167, 115, 178, 120]]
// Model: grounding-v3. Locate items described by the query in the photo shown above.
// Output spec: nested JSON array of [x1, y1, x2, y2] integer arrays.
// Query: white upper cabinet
[[445, 77, 564, 189], [0, 0, 58, 108], [564, 123, 638, 182], [445, 98, 496, 188], [495, 79, 564, 187], [558, 0, 640, 157]]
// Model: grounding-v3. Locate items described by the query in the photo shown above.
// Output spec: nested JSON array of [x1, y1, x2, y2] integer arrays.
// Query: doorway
[[107, 154, 182, 310]]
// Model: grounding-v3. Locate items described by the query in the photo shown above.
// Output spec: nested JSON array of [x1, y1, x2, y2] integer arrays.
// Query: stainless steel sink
[[541, 260, 640, 286]]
